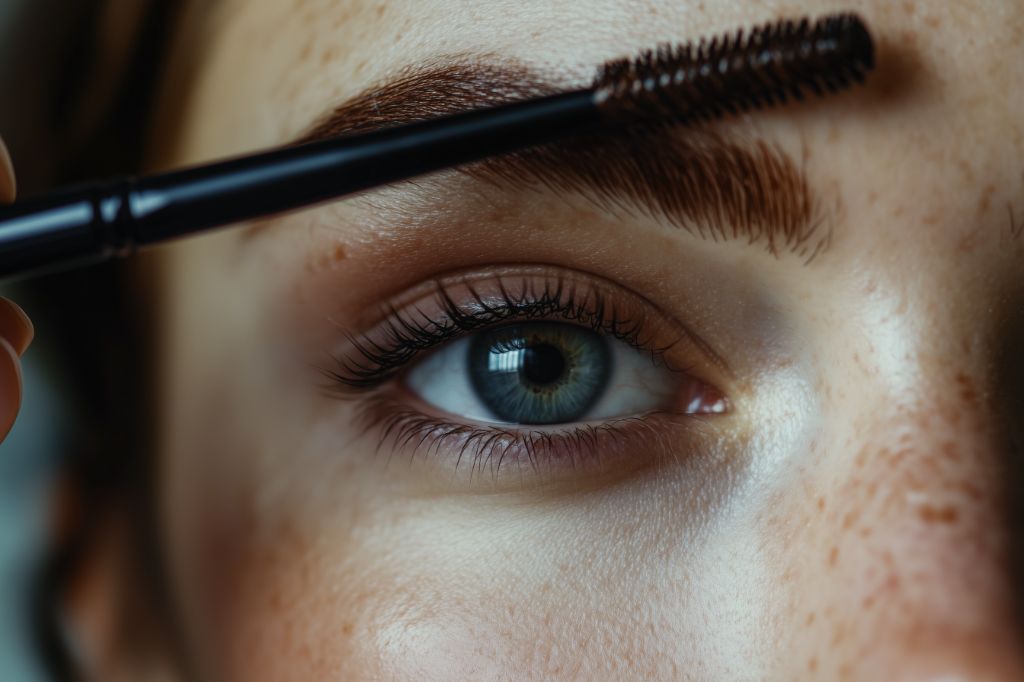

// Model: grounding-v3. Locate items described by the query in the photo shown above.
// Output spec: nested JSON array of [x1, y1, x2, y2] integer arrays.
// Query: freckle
[[829, 546, 839, 566], [957, 159, 976, 183], [806, 611, 816, 626], [925, 15, 941, 29], [961, 481, 983, 501], [842, 510, 858, 530], [332, 243, 347, 261], [299, 41, 313, 61], [817, 496, 826, 512], [977, 183, 995, 215], [863, 595, 875, 609], [955, 372, 977, 403], [340, 622, 354, 636], [808, 657, 818, 672], [859, 526, 873, 538], [321, 46, 337, 64], [919, 504, 959, 524]]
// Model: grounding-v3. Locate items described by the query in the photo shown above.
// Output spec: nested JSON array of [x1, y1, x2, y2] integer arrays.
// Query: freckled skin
[[72, 0, 1024, 680]]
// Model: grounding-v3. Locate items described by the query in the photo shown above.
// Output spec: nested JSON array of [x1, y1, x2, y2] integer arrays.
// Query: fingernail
[[0, 298, 33, 356], [0, 338, 23, 442], [0, 137, 15, 204]]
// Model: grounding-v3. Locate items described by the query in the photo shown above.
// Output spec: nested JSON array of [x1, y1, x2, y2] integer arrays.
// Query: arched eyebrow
[[288, 56, 829, 261]]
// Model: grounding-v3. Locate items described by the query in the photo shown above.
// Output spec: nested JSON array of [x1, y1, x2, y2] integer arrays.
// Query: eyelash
[[326, 275, 683, 392], [322, 272, 721, 478], [355, 393, 700, 478]]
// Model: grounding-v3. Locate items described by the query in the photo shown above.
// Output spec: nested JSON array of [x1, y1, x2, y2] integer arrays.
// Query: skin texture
[[74, 0, 1024, 680], [0, 135, 33, 440]]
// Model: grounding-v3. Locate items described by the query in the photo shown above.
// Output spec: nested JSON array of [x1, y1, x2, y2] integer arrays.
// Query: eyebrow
[[292, 57, 827, 261]]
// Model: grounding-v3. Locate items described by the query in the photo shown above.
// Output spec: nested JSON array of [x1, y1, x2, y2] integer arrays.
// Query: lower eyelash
[[357, 394, 707, 478]]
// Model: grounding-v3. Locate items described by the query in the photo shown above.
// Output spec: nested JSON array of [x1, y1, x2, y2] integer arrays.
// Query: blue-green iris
[[469, 323, 611, 424]]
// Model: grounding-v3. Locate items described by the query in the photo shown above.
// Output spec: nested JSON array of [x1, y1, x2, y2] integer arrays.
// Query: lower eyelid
[[351, 391, 721, 484], [321, 265, 735, 484]]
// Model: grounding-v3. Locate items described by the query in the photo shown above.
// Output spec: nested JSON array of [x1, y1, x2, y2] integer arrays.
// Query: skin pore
[[72, 0, 1024, 679]]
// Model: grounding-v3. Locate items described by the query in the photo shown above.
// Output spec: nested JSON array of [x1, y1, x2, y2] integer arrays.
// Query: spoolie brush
[[0, 12, 873, 280], [596, 13, 873, 123]]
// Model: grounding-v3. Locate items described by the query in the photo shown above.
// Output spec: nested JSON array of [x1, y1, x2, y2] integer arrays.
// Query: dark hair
[[20, 1, 185, 678]]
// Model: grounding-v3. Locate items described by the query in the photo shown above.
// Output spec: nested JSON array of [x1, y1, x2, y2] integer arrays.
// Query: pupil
[[521, 343, 566, 387]]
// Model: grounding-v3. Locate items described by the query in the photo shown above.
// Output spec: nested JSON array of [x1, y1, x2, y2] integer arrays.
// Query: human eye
[[325, 266, 730, 482], [406, 319, 724, 425]]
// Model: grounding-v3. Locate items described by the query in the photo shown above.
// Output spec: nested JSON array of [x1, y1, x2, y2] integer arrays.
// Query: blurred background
[[0, 1, 169, 678]]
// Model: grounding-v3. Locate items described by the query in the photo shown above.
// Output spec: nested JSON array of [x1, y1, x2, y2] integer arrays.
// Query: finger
[[0, 338, 23, 441], [0, 136, 15, 204], [0, 298, 33, 356]]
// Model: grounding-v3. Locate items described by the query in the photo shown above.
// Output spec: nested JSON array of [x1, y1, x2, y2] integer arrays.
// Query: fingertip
[[0, 338, 23, 442], [0, 137, 15, 204], [0, 298, 33, 356]]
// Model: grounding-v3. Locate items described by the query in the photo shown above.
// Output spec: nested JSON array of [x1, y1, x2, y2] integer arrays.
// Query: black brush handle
[[0, 89, 597, 280], [0, 181, 135, 277], [0, 12, 873, 281]]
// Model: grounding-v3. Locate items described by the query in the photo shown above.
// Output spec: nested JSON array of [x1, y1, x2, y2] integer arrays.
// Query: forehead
[[164, 0, 1020, 157], [158, 0, 1024, 273]]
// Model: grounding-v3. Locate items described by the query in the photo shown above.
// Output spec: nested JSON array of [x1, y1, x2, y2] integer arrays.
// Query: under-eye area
[[323, 266, 730, 480]]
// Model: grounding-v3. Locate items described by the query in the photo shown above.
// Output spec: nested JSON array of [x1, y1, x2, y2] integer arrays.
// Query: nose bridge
[[820, 333, 1024, 675], [837, 257, 1016, 551], [854, 379, 1008, 594]]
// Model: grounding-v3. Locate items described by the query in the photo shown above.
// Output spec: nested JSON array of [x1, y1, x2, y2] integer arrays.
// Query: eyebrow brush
[[0, 13, 873, 280]]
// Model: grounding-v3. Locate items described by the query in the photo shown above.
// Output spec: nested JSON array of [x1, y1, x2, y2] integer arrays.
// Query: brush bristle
[[595, 13, 874, 123]]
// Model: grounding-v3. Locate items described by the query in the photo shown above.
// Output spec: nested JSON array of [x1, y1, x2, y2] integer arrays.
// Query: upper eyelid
[[323, 267, 732, 394]]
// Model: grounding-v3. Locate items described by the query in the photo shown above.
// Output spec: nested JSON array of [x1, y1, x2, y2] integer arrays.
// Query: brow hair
[[297, 57, 827, 260]]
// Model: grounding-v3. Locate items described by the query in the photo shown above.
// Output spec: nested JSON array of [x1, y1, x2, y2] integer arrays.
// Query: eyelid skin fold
[[324, 265, 731, 395]]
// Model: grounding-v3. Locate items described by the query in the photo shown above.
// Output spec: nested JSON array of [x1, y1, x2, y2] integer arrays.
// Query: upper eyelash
[[325, 275, 681, 392]]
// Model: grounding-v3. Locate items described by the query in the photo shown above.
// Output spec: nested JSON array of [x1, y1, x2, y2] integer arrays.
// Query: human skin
[[0, 136, 35, 439], [77, 0, 1024, 679]]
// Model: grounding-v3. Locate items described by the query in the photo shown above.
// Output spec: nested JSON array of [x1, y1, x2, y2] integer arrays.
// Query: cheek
[[182, 519, 529, 680], [760, 398, 1018, 678], [170, 472, 759, 681]]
